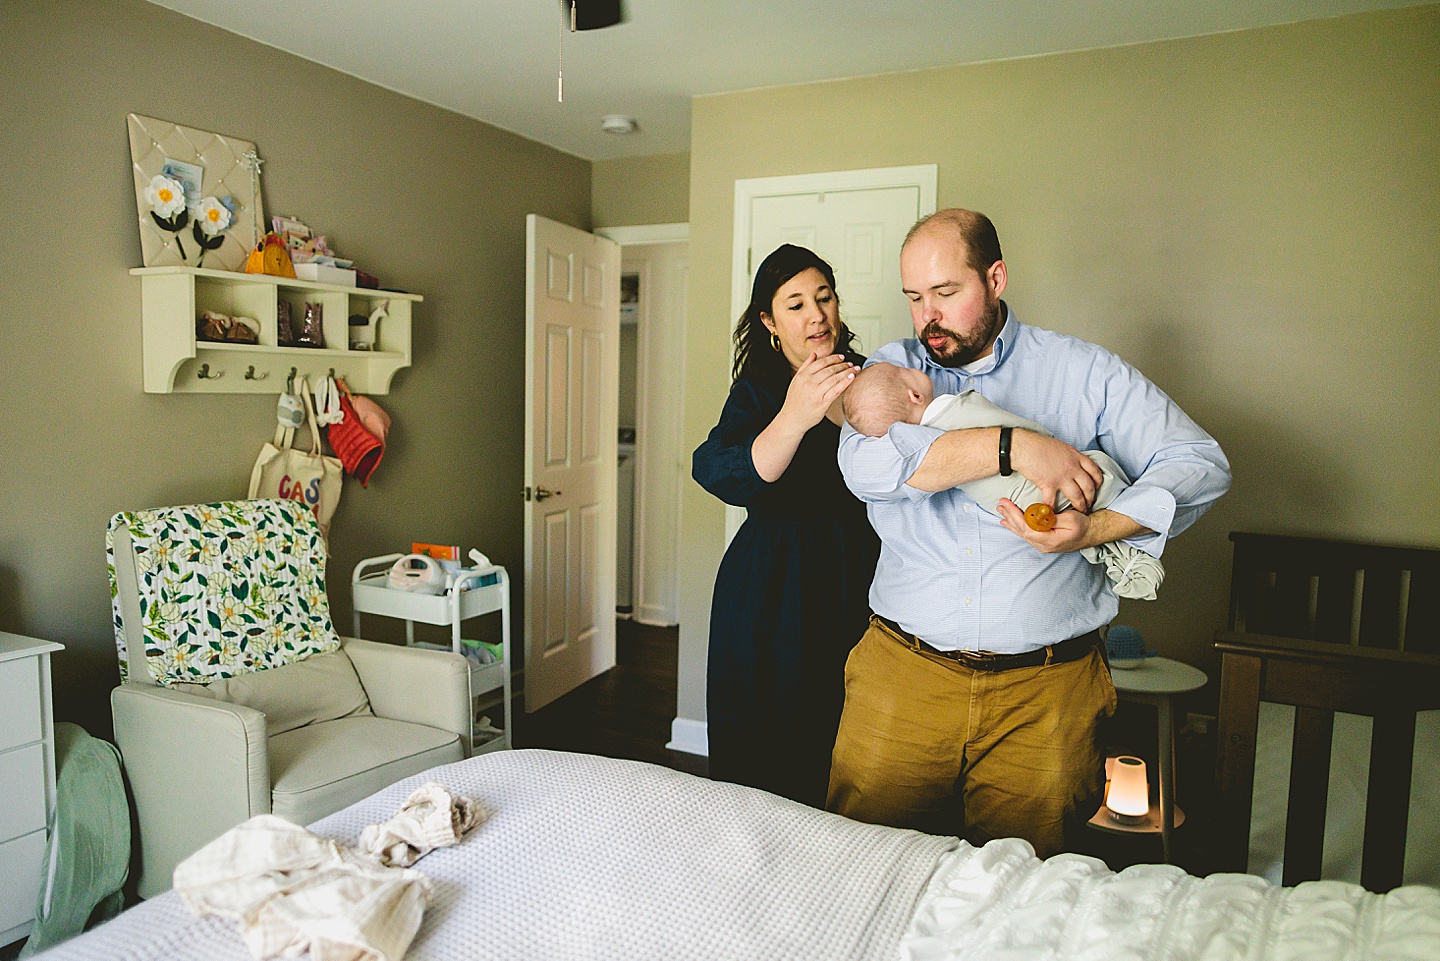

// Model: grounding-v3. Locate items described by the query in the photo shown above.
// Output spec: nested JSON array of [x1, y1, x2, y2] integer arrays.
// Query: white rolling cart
[[351, 554, 511, 755]]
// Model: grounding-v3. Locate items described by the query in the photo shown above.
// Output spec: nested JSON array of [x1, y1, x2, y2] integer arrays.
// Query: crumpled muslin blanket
[[921, 391, 1165, 601], [359, 781, 486, 867], [174, 784, 482, 961]]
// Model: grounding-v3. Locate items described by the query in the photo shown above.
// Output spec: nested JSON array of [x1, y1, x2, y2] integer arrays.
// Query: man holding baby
[[827, 208, 1230, 856]]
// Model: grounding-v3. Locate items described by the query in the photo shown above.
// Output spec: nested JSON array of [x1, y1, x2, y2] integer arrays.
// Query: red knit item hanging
[[326, 393, 385, 487]]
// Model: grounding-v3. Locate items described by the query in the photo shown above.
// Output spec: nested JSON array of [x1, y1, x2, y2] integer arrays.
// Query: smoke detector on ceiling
[[600, 115, 639, 135]]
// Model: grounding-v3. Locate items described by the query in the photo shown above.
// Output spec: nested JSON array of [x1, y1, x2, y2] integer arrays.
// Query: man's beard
[[920, 296, 1002, 368]]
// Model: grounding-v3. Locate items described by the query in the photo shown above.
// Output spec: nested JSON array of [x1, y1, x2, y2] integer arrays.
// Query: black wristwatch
[[998, 426, 1013, 477]]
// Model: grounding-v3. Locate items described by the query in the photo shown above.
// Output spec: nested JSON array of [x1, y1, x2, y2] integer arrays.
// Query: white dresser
[[0, 633, 63, 947]]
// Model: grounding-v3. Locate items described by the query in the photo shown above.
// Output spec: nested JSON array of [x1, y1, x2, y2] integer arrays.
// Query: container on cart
[[351, 553, 512, 754]]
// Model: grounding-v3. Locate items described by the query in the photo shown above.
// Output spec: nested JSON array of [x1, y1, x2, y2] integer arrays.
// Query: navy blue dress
[[692, 362, 879, 806]]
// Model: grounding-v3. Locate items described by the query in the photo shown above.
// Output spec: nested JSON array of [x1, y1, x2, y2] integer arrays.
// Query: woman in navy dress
[[692, 244, 880, 807]]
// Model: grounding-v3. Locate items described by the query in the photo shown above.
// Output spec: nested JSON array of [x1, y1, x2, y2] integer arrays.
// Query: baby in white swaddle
[[842, 362, 1162, 601]]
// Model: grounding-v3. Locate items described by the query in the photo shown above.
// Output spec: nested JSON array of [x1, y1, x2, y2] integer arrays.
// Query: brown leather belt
[[875, 615, 1100, 673]]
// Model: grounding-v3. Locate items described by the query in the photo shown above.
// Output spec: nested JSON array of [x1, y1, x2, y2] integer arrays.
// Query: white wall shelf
[[130, 266, 421, 394]]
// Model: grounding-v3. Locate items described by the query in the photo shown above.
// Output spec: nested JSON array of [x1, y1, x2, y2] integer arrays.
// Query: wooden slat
[[1361, 711, 1416, 893], [1214, 630, 1440, 671], [1312, 565, 1356, 645], [1405, 566, 1439, 655], [1358, 564, 1402, 651], [1271, 570, 1313, 637], [1282, 706, 1334, 885], [1214, 652, 1263, 874]]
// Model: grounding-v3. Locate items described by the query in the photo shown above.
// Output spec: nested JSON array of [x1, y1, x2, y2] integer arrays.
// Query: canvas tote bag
[[248, 376, 343, 536]]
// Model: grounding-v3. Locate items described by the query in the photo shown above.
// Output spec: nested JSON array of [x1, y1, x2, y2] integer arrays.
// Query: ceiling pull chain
[[558, 1, 578, 103]]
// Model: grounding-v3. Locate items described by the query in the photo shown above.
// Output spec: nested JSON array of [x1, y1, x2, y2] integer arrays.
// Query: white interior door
[[748, 187, 920, 358], [726, 166, 937, 544], [524, 214, 620, 712]]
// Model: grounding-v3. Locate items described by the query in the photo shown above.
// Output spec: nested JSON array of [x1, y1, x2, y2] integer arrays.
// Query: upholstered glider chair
[[107, 499, 472, 898]]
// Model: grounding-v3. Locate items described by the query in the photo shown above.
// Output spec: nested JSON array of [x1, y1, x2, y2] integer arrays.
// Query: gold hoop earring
[[770, 332, 782, 352]]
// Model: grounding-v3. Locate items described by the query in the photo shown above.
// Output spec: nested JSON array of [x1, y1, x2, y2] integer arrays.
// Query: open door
[[523, 214, 620, 712]]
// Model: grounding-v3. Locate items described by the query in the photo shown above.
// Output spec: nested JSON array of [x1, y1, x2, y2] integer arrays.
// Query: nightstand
[[1088, 656, 1207, 864]]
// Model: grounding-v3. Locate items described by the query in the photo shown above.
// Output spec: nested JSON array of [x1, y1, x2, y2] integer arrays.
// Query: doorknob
[[524, 486, 561, 502]]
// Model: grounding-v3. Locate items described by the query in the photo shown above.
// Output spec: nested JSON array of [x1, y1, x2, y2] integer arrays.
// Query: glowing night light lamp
[[1107, 755, 1151, 826]]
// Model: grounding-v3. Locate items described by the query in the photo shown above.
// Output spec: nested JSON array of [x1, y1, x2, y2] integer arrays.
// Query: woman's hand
[[777, 352, 857, 431], [750, 352, 856, 482]]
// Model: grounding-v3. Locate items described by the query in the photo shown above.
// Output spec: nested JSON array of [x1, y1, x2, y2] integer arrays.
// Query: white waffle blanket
[[34, 750, 1440, 961], [36, 750, 955, 961]]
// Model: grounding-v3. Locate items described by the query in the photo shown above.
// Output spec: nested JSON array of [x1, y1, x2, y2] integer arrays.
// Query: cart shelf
[[351, 554, 512, 754]]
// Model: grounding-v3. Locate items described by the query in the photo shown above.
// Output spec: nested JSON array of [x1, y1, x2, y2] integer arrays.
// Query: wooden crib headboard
[[1214, 532, 1440, 892]]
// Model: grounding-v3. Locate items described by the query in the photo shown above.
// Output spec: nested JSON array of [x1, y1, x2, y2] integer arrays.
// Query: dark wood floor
[[512, 618, 1223, 877], [511, 618, 709, 779]]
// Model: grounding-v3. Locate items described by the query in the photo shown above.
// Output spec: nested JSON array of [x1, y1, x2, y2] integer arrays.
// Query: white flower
[[215, 596, 248, 630], [195, 197, 232, 236], [145, 175, 186, 217]]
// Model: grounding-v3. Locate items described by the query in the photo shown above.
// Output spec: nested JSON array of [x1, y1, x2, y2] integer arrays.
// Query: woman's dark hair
[[732, 244, 857, 384]]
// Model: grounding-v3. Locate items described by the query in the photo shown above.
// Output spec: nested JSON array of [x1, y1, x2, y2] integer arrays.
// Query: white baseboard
[[666, 717, 708, 757]]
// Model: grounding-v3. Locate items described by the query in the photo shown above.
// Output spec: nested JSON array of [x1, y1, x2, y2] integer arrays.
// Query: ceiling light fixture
[[601, 115, 639, 135]]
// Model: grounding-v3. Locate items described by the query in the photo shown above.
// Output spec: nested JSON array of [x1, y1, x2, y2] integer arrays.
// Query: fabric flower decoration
[[195, 197, 232, 237], [145, 175, 187, 217], [191, 195, 234, 267], [146, 174, 190, 259]]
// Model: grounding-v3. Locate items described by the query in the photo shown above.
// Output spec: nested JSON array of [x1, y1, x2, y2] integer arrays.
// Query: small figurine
[[244, 232, 297, 279]]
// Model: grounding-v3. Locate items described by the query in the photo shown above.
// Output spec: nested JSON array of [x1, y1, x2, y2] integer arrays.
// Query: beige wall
[[592, 152, 690, 228], [0, 0, 591, 736], [678, 6, 1440, 722]]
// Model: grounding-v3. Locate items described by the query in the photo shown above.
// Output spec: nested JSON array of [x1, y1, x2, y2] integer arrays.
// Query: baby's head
[[843, 363, 935, 437]]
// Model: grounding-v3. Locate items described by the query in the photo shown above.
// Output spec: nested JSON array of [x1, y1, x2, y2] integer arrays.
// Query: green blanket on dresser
[[19, 723, 129, 957]]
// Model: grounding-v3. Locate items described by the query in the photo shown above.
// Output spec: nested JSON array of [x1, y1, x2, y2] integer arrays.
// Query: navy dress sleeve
[[691, 379, 778, 507]]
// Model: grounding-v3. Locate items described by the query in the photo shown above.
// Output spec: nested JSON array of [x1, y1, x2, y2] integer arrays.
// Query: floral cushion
[[107, 499, 341, 685]]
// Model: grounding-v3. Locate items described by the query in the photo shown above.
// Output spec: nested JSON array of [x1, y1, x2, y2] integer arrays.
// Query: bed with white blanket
[[35, 749, 1438, 961]]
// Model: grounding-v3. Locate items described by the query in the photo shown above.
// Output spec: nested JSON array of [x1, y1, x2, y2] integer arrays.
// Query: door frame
[[725, 165, 938, 545], [597, 223, 688, 628], [730, 165, 938, 343]]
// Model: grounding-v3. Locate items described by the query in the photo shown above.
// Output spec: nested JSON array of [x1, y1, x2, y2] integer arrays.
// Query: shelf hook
[[197, 363, 224, 380], [287, 367, 297, 392], [244, 365, 269, 381]]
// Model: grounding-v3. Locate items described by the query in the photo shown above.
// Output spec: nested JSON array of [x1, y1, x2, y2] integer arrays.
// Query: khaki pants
[[826, 617, 1116, 857]]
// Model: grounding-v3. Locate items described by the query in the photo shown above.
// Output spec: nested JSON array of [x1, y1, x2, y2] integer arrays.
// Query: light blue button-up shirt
[[839, 306, 1231, 653]]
